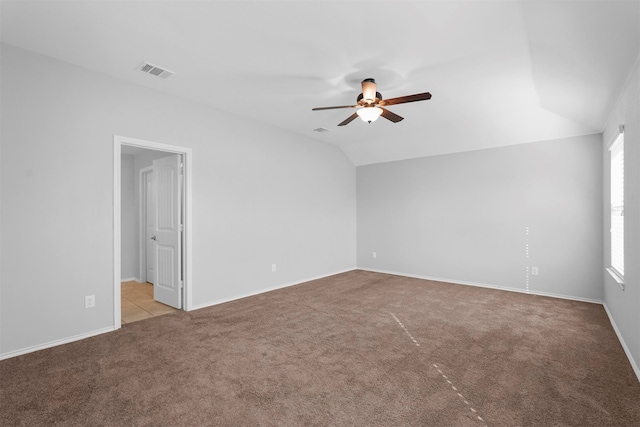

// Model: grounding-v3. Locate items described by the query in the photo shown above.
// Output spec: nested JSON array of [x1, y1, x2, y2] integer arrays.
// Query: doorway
[[114, 135, 193, 329]]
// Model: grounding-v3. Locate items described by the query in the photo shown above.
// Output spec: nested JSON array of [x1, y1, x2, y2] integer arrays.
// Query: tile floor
[[121, 281, 178, 325]]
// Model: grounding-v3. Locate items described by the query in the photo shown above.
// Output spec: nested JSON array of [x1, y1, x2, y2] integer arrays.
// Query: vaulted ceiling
[[2, 1, 638, 165]]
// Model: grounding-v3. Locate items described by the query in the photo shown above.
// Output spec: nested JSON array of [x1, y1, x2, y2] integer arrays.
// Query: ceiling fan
[[312, 78, 431, 126]]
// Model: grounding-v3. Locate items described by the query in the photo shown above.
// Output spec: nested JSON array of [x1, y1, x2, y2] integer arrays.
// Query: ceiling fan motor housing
[[357, 92, 383, 106]]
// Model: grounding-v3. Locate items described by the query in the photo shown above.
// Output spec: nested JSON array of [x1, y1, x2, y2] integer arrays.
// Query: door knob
[[150, 235, 157, 241]]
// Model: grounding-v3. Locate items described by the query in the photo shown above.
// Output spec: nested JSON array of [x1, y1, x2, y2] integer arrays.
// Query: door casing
[[113, 135, 193, 328]]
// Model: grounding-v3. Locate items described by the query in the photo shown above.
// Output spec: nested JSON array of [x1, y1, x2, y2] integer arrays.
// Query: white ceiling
[[2, 1, 638, 165]]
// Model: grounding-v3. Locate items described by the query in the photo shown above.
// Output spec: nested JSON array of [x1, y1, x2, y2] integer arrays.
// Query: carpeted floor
[[1, 270, 639, 426]]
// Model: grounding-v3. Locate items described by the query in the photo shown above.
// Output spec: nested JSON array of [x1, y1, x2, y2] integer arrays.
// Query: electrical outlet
[[531, 267, 539, 276], [272, 264, 277, 273], [373, 252, 377, 259], [85, 295, 95, 308]]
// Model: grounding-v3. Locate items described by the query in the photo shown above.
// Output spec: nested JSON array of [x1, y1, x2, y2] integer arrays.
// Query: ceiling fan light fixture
[[357, 106, 383, 123]]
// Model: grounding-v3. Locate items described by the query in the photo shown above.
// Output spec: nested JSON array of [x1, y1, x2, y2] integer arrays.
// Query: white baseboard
[[189, 268, 357, 311], [0, 326, 116, 361], [359, 268, 603, 304], [603, 303, 640, 383], [121, 277, 142, 283]]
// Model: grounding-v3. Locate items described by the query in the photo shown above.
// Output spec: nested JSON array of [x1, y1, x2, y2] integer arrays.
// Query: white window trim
[[606, 267, 625, 290]]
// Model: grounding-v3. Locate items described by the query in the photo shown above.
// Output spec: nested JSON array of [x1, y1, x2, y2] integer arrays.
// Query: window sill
[[606, 268, 625, 290]]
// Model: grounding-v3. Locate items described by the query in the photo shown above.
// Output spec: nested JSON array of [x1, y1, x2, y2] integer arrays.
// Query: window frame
[[607, 130, 624, 286]]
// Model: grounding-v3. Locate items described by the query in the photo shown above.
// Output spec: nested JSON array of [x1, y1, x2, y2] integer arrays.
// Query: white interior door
[[145, 170, 156, 284], [152, 154, 182, 309]]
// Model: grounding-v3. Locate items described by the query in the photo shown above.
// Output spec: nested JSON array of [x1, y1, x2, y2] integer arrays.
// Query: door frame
[[139, 166, 153, 284], [113, 135, 193, 329]]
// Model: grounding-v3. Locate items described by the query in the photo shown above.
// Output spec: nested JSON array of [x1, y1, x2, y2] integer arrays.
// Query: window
[[609, 130, 624, 280]]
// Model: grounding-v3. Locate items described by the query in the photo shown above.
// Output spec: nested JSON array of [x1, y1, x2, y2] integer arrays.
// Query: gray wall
[[0, 44, 356, 356], [120, 154, 137, 280], [602, 59, 640, 378], [357, 135, 603, 302]]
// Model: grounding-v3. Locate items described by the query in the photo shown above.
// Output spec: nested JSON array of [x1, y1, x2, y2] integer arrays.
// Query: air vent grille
[[137, 61, 175, 79]]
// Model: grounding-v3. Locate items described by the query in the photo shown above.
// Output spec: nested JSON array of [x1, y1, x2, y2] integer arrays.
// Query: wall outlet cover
[[85, 295, 95, 308]]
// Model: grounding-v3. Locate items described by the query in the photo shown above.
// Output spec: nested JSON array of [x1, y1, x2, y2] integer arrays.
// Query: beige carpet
[[1, 270, 639, 426]]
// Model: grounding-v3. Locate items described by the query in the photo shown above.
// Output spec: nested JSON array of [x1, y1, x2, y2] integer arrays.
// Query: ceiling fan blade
[[378, 92, 432, 107], [312, 105, 357, 111], [337, 112, 359, 126], [380, 108, 404, 123]]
